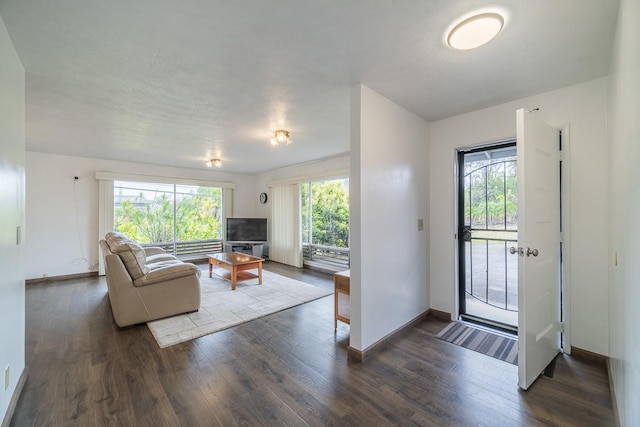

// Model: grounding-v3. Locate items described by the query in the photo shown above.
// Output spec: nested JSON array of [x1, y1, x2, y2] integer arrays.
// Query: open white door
[[516, 108, 562, 390]]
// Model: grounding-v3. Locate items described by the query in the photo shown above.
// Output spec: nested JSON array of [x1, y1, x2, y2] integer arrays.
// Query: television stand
[[224, 242, 265, 258]]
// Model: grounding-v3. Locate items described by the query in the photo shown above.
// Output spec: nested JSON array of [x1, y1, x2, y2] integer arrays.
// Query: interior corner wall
[[25, 152, 256, 280], [429, 77, 609, 356], [349, 84, 429, 351], [607, 0, 640, 424], [0, 13, 26, 423]]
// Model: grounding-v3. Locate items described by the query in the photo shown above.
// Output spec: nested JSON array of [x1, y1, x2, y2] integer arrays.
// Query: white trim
[[452, 147, 460, 322], [97, 179, 114, 275], [456, 137, 517, 154], [95, 171, 236, 189], [560, 124, 572, 354], [222, 188, 234, 240], [267, 168, 349, 187]]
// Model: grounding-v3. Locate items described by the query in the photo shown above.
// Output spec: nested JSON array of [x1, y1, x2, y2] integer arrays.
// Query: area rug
[[147, 270, 332, 348], [436, 321, 518, 365]]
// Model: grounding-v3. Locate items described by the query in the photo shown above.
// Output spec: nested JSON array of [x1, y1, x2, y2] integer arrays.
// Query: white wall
[[607, 0, 640, 424], [429, 78, 609, 355], [0, 13, 26, 422], [25, 152, 257, 280], [350, 84, 429, 351]]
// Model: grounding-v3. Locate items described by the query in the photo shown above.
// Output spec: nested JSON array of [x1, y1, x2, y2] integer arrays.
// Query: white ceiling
[[0, 0, 619, 174]]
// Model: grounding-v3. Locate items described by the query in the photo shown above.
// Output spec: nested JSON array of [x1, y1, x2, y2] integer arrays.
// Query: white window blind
[[268, 183, 303, 268]]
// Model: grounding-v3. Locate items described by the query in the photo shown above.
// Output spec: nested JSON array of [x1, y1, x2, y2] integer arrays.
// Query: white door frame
[[451, 128, 572, 353], [559, 124, 572, 353]]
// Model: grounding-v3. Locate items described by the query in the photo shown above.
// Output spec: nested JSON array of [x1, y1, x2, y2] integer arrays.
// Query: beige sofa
[[99, 232, 201, 327]]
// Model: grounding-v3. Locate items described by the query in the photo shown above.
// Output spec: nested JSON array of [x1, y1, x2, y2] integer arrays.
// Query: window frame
[[96, 171, 235, 274]]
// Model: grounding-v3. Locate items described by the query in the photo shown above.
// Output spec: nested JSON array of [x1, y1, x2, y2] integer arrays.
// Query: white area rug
[[147, 270, 332, 348]]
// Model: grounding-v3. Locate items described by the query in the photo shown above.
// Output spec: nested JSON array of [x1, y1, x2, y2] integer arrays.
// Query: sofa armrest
[[104, 253, 135, 290], [99, 240, 112, 257], [133, 262, 201, 287], [144, 246, 167, 256]]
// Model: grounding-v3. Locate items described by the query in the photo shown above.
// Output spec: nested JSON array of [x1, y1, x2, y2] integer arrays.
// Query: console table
[[223, 242, 265, 258], [334, 269, 350, 329]]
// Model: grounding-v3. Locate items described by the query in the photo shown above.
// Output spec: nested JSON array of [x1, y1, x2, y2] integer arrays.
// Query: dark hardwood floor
[[12, 261, 614, 426]]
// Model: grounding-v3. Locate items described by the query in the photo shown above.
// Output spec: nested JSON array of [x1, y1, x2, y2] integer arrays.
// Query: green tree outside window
[[114, 181, 222, 244], [302, 179, 349, 249]]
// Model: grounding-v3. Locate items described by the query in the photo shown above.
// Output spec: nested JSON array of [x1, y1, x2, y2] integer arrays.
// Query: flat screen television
[[226, 218, 267, 242]]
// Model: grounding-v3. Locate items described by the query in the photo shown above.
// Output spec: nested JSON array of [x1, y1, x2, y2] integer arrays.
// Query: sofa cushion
[[133, 262, 201, 287], [105, 231, 131, 252], [147, 260, 201, 278], [146, 253, 178, 264], [113, 242, 149, 280]]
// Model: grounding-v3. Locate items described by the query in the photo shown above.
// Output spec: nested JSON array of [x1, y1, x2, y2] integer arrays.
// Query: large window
[[113, 180, 223, 257], [301, 178, 349, 268]]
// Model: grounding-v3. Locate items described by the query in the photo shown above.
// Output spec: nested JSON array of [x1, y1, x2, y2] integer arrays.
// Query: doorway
[[457, 142, 518, 332]]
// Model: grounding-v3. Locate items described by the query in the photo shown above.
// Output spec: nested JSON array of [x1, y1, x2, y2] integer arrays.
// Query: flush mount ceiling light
[[447, 12, 504, 50], [270, 129, 290, 146], [206, 158, 222, 168]]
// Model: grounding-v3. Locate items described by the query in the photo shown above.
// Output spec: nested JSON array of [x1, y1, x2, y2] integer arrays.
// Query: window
[[113, 180, 223, 258], [301, 178, 350, 268]]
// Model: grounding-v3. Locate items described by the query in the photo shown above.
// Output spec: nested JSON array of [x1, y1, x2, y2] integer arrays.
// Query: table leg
[[231, 266, 237, 290], [334, 292, 338, 330], [209, 259, 212, 278], [258, 262, 262, 285]]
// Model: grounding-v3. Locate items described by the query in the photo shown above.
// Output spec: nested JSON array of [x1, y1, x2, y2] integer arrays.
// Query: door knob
[[527, 247, 539, 257], [461, 226, 472, 242], [509, 247, 524, 256]]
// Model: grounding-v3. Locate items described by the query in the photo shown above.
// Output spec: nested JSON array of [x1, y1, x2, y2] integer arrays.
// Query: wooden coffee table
[[208, 252, 264, 290]]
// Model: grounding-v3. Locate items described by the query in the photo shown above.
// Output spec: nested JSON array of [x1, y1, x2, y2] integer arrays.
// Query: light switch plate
[[417, 219, 424, 231]]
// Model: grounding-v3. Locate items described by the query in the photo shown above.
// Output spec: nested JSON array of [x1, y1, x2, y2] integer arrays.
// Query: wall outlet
[[417, 219, 424, 231], [4, 365, 9, 390]]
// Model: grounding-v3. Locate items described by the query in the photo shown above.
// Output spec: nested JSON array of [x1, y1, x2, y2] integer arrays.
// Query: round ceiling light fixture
[[447, 12, 504, 50], [270, 129, 291, 146], [206, 158, 222, 168]]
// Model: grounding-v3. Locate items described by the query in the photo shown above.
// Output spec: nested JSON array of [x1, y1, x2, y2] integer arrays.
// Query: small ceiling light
[[270, 129, 290, 146], [206, 158, 222, 168], [447, 13, 504, 50]]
